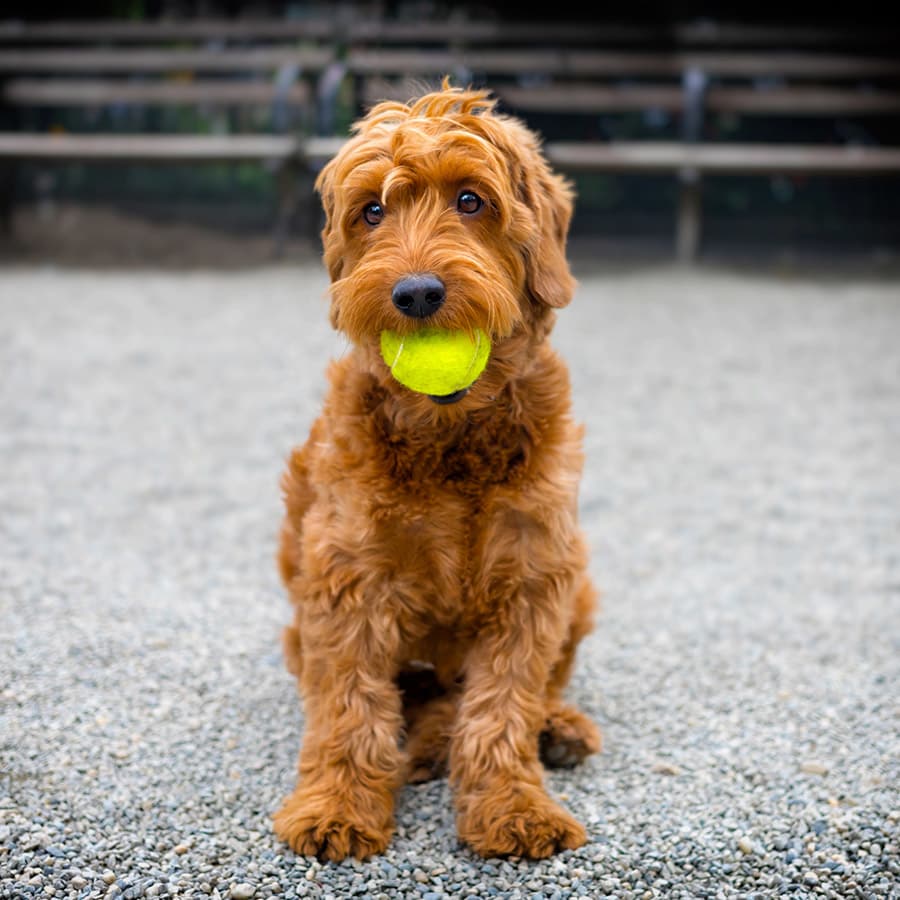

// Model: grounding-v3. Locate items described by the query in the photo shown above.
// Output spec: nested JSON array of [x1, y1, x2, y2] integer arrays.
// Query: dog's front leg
[[451, 602, 587, 859], [273, 598, 404, 861]]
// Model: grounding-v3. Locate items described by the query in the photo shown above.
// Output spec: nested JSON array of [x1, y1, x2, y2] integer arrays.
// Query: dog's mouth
[[428, 388, 469, 405]]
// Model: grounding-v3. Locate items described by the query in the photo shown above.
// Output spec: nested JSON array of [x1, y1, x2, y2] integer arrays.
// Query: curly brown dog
[[274, 82, 600, 862]]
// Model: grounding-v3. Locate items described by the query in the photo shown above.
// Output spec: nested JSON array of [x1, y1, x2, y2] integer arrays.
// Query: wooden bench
[[0, 30, 339, 251], [0, 132, 312, 253], [0, 44, 335, 126], [3, 16, 899, 259], [333, 32, 900, 260]]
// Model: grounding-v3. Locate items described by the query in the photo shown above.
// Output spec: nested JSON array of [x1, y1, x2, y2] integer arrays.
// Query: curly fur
[[273, 82, 601, 861]]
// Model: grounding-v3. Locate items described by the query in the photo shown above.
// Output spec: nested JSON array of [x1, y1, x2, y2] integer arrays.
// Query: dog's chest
[[368, 418, 535, 626], [368, 481, 506, 631], [378, 412, 530, 495]]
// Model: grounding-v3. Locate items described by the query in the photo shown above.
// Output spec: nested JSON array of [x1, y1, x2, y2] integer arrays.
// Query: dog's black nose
[[391, 274, 445, 319]]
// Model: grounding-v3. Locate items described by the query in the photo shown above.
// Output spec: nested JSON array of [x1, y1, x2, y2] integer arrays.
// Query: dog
[[274, 82, 600, 861]]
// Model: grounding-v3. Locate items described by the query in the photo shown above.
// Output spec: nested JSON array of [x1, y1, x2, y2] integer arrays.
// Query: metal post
[[678, 66, 708, 262]]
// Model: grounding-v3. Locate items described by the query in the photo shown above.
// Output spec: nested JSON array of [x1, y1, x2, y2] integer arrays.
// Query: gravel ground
[[1, 258, 899, 899]]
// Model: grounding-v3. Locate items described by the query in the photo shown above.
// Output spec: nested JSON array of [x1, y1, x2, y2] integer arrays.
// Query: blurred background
[[1, 1, 899, 266]]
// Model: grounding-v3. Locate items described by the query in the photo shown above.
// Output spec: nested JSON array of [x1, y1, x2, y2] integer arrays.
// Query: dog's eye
[[362, 201, 384, 226], [457, 191, 483, 215]]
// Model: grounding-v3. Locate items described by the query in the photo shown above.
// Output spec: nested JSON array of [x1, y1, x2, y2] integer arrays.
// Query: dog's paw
[[539, 703, 602, 769], [273, 790, 392, 861], [457, 785, 586, 859]]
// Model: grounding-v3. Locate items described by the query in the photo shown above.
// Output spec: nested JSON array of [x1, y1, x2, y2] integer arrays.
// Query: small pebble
[[230, 885, 256, 900], [738, 837, 755, 855]]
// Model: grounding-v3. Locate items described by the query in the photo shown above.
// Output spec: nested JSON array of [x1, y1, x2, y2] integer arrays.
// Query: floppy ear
[[313, 156, 346, 329], [313, 157, 342, 284], [511, 126, 577, 309]]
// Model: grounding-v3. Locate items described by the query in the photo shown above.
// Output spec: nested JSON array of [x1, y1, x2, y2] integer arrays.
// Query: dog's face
[[315, 85, 576, 355]]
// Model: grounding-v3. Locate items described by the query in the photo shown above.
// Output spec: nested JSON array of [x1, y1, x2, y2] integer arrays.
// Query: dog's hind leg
[[282, 621, 304, 679], [401, 687, 601, 779], [539, 699, 601, 768], [397, 666, 457, 783], [539, 575, 602, 768], [278, 440, 320, 681], [277, 442, 317, 588], [404, 694, 457, 783], [395, 580, 601, 779]]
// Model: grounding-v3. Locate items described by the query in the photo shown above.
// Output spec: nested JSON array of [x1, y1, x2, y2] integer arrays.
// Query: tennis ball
[[380, 327, 491, 396]]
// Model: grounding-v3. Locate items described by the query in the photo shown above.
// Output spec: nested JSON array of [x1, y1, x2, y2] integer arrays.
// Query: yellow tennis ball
[[380, 327, 491, 396]]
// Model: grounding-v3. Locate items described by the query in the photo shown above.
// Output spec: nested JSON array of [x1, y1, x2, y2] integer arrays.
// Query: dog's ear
[[314, 158, 341, 283], [313, 156, 345, 329], [510, 127, 577, 309]]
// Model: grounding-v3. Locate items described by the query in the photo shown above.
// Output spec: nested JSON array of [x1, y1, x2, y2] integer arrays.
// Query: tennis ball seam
[[386, 335, 405, 371]]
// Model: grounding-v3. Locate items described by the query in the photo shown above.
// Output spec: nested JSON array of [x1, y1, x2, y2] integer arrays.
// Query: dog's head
[[315, 82, 575, 403]]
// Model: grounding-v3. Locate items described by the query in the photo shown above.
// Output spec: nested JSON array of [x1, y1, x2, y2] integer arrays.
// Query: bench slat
[[361, 80, 900, 117], [0, 47, 333, 72], [544, 141, 900, 174], [0, 19, 337, 42], [673, 21, 893, 48], [360, 80, 686, 113], [292, 135, 900, 175], [668, 51, 900, 78], [6, 46, 897, 79], [1, 19, 890, 48], [346, 48, 900, 79], [497, 85, 900, 116], [0, 19, 658, 46], [707, 86, 900, 115], [3, 78, 310, 106], [0, 132, 298, 161], [497, 84, 685, 113]]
